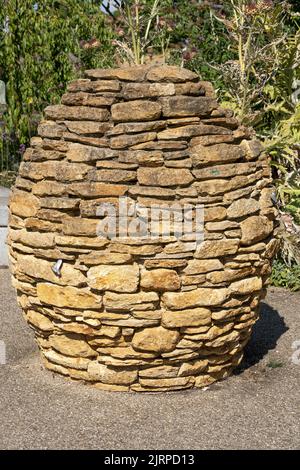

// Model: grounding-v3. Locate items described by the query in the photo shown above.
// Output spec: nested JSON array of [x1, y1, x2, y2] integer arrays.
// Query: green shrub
[[0, 0, 115, 171], [271, 259, 300, 291]]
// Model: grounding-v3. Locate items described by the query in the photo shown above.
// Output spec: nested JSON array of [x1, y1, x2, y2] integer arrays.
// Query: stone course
[[8, 65, 278, 392]]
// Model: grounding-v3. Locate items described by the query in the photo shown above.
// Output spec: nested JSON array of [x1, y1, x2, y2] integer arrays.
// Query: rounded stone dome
[[8, 65, 278, 392]]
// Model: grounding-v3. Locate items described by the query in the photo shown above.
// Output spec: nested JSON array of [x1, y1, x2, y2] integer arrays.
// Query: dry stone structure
[[8, 65, 278, 392]]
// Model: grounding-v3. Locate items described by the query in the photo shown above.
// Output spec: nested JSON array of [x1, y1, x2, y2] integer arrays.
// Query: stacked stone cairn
[[8, 65, 278, 392]]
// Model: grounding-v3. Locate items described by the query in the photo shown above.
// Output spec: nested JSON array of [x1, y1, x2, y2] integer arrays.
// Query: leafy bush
[[0, 0, 115, 171], [271, 259, 300, 291]]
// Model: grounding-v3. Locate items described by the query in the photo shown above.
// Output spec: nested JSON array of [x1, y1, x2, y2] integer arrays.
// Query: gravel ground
[[0, 268, 299, 450]]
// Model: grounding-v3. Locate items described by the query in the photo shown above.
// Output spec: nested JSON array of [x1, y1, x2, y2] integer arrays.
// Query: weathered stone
[[103, 291, 159, 311], [162, 308, 211, 327], [132, 140, 187, 151], [62, 92, 115, 107], [17, 255, 86, 286], [230, 277, 263, 295], [111, 100, 161, 122], [45, 104, 110, 121], [122, 82, 175, 99], [56, 235, 108, 249], [227, 198, 260, 219], [67, 79, 121, 92], [19, 160, 90, 182], [174, 82, 205, 95], [147, 65, 198, 82], [87, 264, 139, 292], [32, 181, 66, 196], [38, 120, 65, 138], [9, 229, 55, 248], [10, 190, 40, 218], [144, 259, 187, 269], [49, 335, 97, 357], [85, 66, 151, 81], [62, 217, 99, 237], [69, 182, 128, 197], [63, 120, 113, 135], [193, 162, 257, 180], [37, 283, 101, 309], [132, 326, 180, 353], [137, 167, 193, 187], [160, 96, 217, 117], [87, 362, 137, 385], [138, 376, 194, 390], [89, 168, 136, 183], [110, 132, 157, 149], [207, 267, 255, 284], [183, 259, 224, 275], [195, 239, 239, 258], [108, 122, 165, 136], [178, 359, 208, 376], [139, 365, 179, 378], [204, 206, 227, 222], [162, 288, 228, 310], [191, 141, 244, 167], [140, 269, 180, 291], [157, 124, 231, 140], [79, 252, 132, 265], [241, 139, 263, 160], [44, 349, 90, 370], [240, 216, 273, 245], [26, 310, 53, 332]]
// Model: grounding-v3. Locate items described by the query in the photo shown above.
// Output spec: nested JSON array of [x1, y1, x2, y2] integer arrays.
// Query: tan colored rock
[[32, 181, 66, 196], [240, 216, 273, 245], [67, 78, 121, 92], [44, 349, 90, 370], [87, 264, 139, 292], [230, 277, 262, 295], [183, 259, 223, 275], [160, 96, 217, 117], [132, 326, 180, 353], [56, 235, 108, 249], [207, 267, 255, 284], [144, 259, 187, 269], [241, 139, 263, 160], [111, 100, 161, 122], [178, 359, 208, 376], [137, 167, 193, 187], [10, 190, 40, 218], [157, 124, 230, 140], [122, 82, 175, 99], [26, 310, 53, 332], [193, 162, 258, 181], [161, 308, 211, 327], [138, 376, 194, 389], [19, 160, 90, 182], [191, 144, 244, 167], [17, 255, 86, 286], [9, 229, 55, 248], [69, 182, 128, 197], [108, 122, 164, 136], [61, 217, 99, 237], [103, 291, 159, 311], [44, 104, 110, 121], [63, 120, 113, 135], [61, 92, 115, 107], [227, 198, 259, 219], [195, 239, 239, 258], [49, 335, 97, 357], [139, 365, 179, 378], [204, 206, 227, 222], [110, 132, 157, 149], [37, 283, 101, 309], [90, 169, 136, 183], [87, 362, 137, 385], [140, 269, 180, 291], [85, 66, 151, 81], [162, 288, 228, 310], [147, 65, 198, 82]]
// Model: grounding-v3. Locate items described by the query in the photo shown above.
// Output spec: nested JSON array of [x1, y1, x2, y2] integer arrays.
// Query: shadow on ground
[[235, 302, 289, 373]]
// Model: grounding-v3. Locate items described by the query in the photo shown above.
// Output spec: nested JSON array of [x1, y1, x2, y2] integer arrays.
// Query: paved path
[[0, 268, 299, 450]]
